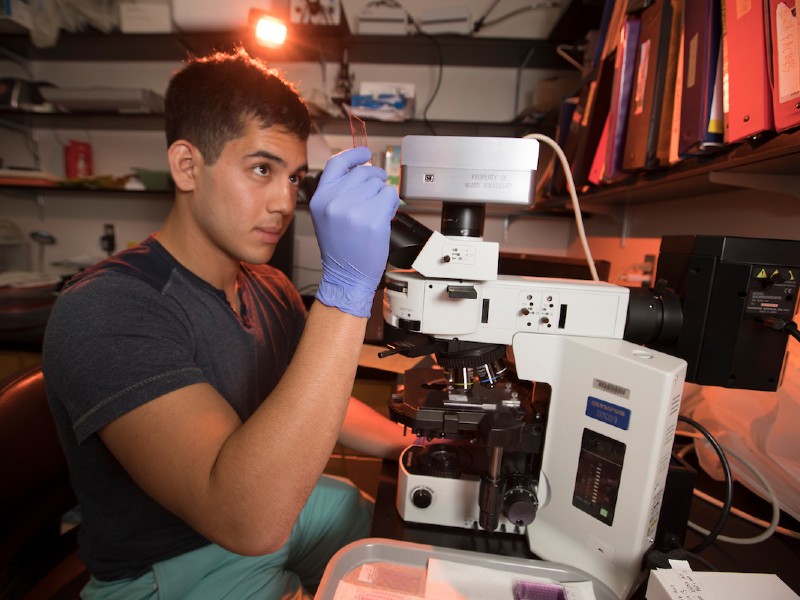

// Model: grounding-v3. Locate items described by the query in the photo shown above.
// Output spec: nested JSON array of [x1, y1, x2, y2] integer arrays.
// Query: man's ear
[[168, 141, 199, 192]]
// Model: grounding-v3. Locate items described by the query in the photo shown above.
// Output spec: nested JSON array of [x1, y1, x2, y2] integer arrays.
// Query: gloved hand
[[310, 146, 400, 318]]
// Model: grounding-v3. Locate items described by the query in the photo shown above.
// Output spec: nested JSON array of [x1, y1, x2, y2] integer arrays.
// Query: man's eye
[[253, 164, 271, 176], [289, 173, 305, 185]]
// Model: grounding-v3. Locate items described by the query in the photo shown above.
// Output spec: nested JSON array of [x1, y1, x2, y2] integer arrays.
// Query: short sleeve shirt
[[42, 236, 306, 580]]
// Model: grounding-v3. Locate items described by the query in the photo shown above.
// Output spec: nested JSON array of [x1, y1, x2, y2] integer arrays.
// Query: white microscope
[[379, 135, 800, 600]]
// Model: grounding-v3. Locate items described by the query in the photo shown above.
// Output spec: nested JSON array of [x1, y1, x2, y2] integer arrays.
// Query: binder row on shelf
[[542, 0, 800, 199]]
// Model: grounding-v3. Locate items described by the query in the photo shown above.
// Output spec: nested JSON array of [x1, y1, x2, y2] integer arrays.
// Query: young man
[[42, 48, 407, 599]]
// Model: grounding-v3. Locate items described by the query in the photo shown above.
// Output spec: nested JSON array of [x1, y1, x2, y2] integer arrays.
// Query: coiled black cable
[[678, 415, 734, 553]]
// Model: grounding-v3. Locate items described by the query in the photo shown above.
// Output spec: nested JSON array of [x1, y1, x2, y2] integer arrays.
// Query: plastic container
[[316, 537, 618, 600]]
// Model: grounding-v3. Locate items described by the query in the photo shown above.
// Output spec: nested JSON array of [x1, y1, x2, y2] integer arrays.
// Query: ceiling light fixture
[[250, 9, 288, 47]]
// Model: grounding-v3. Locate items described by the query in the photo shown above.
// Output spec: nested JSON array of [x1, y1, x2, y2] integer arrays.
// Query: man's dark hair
[[164, 47, 311, 164]]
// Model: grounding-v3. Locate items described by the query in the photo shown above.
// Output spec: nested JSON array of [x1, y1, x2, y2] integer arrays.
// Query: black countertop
[[371, 458, 800, 598]]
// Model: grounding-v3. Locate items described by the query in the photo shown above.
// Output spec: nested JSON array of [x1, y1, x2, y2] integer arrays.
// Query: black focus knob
[[411, 488, 433, 509], [503, 476, 538, 527], [504, 490, 538, 526]]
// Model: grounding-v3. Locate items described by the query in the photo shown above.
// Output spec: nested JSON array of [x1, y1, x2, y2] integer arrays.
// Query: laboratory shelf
[[0, 109, 540, 137], [539, 127, 800, 207], [0, 31, 567, 69]]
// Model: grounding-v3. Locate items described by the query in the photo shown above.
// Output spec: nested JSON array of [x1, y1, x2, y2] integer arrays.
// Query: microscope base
[[396, 445, 526, 535]]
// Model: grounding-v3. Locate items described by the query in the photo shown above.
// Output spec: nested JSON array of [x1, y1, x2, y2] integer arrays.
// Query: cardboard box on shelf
[[0, 0, 32, 33], [119, 0, 172, 33]]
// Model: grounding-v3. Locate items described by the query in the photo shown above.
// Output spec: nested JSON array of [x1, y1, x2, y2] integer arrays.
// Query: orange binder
[[623, 0, 675, 170], [654, 0, 684, 165], [768, 0, 800, 132], [723, 0, 774, 142]]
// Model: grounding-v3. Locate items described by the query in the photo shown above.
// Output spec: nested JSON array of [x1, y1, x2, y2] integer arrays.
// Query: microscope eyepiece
[[388, 211, 434, 268]]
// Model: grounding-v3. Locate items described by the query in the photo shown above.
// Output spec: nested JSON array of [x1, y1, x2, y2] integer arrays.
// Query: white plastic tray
[[317, 537, 619, 600]]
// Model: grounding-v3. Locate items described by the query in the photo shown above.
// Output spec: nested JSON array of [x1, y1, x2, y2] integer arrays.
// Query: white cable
[[478, 2, 562, 32], [556, 44, 588, 75], [674, 431, 799, 543], [523, 133, 599, 281], [676, 434, 779, 543], [693, 488, 800, 541]]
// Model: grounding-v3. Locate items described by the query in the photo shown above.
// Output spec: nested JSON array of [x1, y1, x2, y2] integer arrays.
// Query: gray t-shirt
[[42, 235, 306, 581]]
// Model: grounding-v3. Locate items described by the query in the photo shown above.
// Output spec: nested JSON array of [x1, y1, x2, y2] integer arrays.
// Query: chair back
[[0, 363, 79, 588]]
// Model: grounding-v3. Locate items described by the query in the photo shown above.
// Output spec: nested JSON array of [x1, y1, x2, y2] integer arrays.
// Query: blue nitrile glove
[[310, 146, 400, 318]]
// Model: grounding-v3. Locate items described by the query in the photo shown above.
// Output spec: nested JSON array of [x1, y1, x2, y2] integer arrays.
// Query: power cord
[[643, 419, 736, 575], [676, 433, 799, 543], [417, 31, 444, 134], [523, 133, 600, 281], [556, 44, 589, 75], [677, 416, 734, 553], [362, 0, 443, 133], [760, 317, 800, 343], [473, 1, 560, 34]]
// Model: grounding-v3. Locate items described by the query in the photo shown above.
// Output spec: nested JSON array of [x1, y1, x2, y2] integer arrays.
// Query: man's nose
[[268, 181, 296, 214]]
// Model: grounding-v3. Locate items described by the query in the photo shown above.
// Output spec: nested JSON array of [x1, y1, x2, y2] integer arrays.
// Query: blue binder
[[678, 0, 725, 155]]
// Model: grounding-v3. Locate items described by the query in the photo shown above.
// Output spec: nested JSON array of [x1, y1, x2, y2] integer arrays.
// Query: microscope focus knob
[[503, 476, 538, 527], [411, 487, 433, 509]]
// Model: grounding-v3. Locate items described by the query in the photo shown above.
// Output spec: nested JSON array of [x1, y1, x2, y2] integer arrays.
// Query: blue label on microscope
[[585, 396, 631, 430]]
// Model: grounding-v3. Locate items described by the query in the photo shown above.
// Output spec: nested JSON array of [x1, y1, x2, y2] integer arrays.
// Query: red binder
[[723, 0, 774, 142], [768, 0, 800, 132], [587, 115, 610, 185]]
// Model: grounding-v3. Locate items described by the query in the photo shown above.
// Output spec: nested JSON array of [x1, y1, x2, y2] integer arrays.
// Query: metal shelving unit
[[4, 24, 795, 208], [0, 31, 567, 69], [0, 109, 540, 138]]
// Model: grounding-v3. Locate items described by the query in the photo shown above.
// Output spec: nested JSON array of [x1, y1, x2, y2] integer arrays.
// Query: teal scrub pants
[[80, 475, 372, 599]]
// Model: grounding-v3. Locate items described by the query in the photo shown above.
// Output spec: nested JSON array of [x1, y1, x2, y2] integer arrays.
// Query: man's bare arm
[[339, 396, 409, 460], [100, 302, 367, 555]]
